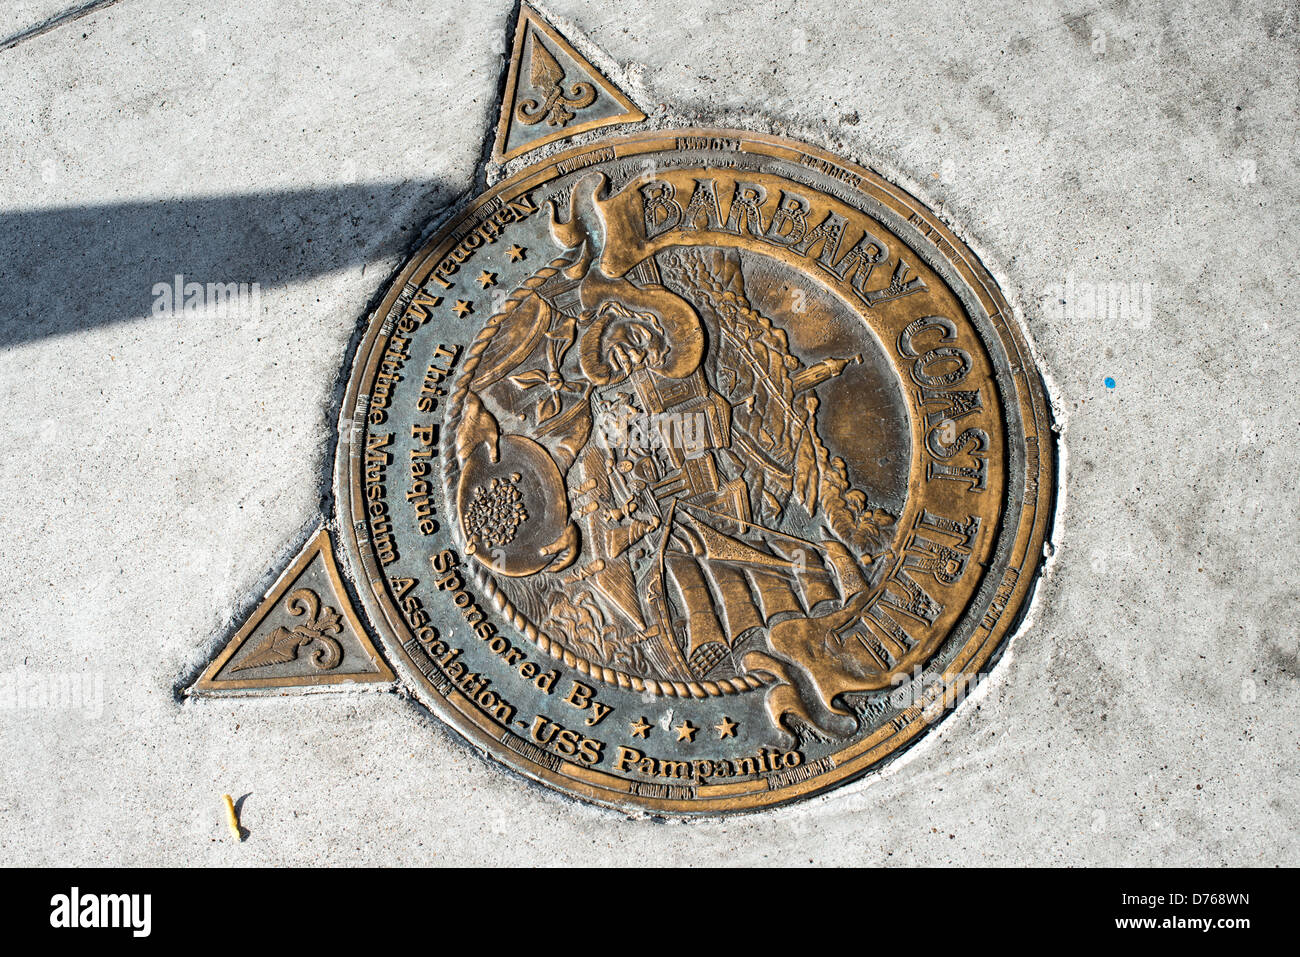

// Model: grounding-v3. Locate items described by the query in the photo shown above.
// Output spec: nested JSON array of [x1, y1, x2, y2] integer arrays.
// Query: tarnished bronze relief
[[194, 528, 394, 692], [196, 4, 1053, 814], [493, 4, 645, 162], [336, 130, 1053, 812]]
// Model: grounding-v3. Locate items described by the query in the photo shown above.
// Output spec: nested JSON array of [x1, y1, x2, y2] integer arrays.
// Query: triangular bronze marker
[[191, 527, 394, 694], [492, 2, 646, 163]]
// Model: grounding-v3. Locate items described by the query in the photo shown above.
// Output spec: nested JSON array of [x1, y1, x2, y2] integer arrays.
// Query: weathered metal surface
[[194, 528, 394, 693], [493, 4, 645, 162], [335, 130, 1054, 812]]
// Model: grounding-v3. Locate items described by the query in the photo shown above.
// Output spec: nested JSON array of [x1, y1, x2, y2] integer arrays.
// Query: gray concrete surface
[[0, 0, 1295, 866]]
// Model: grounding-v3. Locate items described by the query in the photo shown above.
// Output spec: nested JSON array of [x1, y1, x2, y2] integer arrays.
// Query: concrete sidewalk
[[0, 0, 1295, 865]]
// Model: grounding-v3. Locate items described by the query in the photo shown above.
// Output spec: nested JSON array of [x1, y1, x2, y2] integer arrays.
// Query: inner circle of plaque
[[445, 243, 916, 694]]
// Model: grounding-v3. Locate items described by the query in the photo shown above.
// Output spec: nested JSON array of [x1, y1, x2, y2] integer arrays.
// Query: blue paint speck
[[1104, 377, 1116, 389]]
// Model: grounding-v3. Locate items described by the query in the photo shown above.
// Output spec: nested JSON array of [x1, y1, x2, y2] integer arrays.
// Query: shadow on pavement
[[0, 180, 458, 348]]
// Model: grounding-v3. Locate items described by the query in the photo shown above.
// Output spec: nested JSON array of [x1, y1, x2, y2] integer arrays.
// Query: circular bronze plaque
[[336, 129, 1054, 813]]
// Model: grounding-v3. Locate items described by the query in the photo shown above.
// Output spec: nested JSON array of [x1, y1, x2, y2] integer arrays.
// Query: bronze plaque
[[335, 130, 1053, 812]]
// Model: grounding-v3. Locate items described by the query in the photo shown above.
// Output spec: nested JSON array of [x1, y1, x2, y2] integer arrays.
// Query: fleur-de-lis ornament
[[515, 35, 596, 128], [231, 588, 343, 672]]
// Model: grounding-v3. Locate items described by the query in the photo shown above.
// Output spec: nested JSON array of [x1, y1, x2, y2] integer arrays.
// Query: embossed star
[[452, 299, 473, 318], [674, 720, 698, 743], [629, 716, 652, 739], [506, 244, 527, 262], [714, 716, 737, 739], [476, 270, 497, 289]]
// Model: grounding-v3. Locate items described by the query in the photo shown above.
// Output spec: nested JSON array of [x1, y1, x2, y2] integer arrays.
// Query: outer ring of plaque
[[334, 128, 1056, 815]]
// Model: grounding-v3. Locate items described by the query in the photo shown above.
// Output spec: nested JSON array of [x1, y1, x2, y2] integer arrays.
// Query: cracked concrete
[[0, 0, 1295, 865], [0, 1, 122, 51]]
